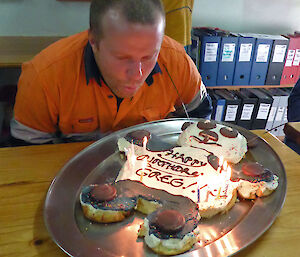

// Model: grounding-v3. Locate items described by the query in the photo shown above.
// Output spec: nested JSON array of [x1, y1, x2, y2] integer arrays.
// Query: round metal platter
[[44, 118, 287, 257]]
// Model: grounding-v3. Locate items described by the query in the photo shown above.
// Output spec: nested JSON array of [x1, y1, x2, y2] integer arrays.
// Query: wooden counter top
[[0, 36, 63, 67], [0, 131, 299, 256]]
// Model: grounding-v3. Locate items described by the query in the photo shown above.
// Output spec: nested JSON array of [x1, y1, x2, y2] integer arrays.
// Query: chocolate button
[[197, 120, 217, 130], [153, 209, 185, 233], [199, 130, 219, 142], [242, 162, 265, 177], [181, 122, 193, 131], [125, 130, 151, 146], [260, 169, 274, 182], [220, 127, 238, 138], [207, 154, 219, 170], [91, 184, 117, 202]]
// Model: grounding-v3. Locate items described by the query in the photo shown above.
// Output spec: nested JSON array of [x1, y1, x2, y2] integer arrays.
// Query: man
[[287, 78, 300, 122], [11, 0, 211, 145], [285, 78, 300, 154]]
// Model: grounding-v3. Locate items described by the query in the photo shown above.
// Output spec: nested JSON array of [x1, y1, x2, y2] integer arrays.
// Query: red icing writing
[[136, 168, 184, 187], [137, 154, 203, 176], [190, 135, 222, 146]]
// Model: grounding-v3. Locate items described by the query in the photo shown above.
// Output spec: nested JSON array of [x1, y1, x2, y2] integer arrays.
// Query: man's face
[[89, 9, 165, 98]]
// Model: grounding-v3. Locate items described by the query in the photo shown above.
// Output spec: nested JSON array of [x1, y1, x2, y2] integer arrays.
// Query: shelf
[[207, 84, 294, 90], [0, 36, 63, 67]]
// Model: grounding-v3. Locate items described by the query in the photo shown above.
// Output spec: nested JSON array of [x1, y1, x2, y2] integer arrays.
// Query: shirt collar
[[84, 42, 162, 87]]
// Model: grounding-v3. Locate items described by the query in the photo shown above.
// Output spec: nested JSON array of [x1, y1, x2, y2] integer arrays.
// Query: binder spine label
[[239, 43, 252, 62], [221, 43, 235, 62], [283, 109, 288, 122], [272, 45, 287, 63], [267, 106, 277, 123], [285, 50, 295, 67], [240, 104, 254, 120], [204, 43, 219, 62], [292, 49, 300, 66], [256, 103, 271, 119], [215, 105, 224, 121], [224, 105, 238, 121], [275, 107, 285, 121], [256, 44, 271, 62]]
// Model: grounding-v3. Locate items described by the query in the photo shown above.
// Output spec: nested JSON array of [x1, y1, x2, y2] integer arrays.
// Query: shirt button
[[108, 95, 114, 99]]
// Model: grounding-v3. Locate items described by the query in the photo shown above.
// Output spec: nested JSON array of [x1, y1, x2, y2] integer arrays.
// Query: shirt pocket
[[71, 116, 98, 133]]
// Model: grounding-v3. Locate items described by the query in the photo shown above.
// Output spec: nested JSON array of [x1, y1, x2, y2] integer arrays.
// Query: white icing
[[117, 137, 144, 155], [238, 175, 279, 198], [177, 123, 248, 164], [146, 233, 161, 248], [116, 145, 239, 208]]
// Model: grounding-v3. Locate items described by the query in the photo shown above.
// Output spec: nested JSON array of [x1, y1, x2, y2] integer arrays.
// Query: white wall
[[0, 0, 299, 36], [0, 0, 89, 36], [192, 0, 300, 35]]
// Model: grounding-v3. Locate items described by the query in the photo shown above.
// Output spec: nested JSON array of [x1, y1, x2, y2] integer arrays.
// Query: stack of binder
[[240, 33, 273, 86], [192, 27, 222, 87], [265, 35, 289, 85], [262, 88, 290, 136], [262, 88, 284, 134], [190, 28, 292, 87], [239, 88, 273, 129], [280, 33, 300, 85], [216, 33, 238, 86], [233, 90, 258, 130], [207, 88, 293, 134], [207, 89, 225, 121], [233, 34, 256, 85], [213, 89, 241, 125]]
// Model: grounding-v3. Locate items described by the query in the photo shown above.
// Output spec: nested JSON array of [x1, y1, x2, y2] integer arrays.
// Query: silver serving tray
[[44, 118, 286, 257]]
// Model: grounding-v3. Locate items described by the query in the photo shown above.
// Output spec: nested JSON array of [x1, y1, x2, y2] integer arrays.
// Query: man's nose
[[127, 61, 143, 79]]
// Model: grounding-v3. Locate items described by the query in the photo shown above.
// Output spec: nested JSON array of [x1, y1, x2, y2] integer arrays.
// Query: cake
[[79, 183, 137, 223], [116, 145, 240, 218], [235, 162, 279, 199], [79, 122, 279, 256], [177, 120, 248, 164], [117, 129, 151, 156], [80, 182, 164, 223]]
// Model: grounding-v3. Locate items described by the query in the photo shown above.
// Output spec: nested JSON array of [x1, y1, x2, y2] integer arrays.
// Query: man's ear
[[88, 30, 98, 51]]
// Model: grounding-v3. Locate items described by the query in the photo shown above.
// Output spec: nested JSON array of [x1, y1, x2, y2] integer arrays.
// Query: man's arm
[[168, 90, 212, 119], [168, 78, 213, 119], [10, 119, 56, 145], [11, 61, 59, 144], [287, 78, 300, 122]]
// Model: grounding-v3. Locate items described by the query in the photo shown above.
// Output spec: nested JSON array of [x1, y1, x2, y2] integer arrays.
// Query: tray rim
[[44, 118, 287, 257]]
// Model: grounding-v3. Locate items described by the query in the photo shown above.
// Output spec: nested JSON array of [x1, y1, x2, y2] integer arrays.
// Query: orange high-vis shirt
[[13, 31, 203, 140]]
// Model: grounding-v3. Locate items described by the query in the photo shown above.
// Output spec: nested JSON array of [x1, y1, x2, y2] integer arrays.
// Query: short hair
[[90, 0, 165, 41]]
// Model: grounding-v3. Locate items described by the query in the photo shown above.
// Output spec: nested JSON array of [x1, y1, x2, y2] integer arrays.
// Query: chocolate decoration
[[153, 209, 185, 233], [91, 184, 117, 202], [260, 169, 274, 182], [242, 162, 265, 177], [181, 122, 193, 131], [220, 127, 238, 138], [125, 130, 151, 146], [197, 120, 217, 130], [207, 154, 219, 170], [198, 130, 219, 143]]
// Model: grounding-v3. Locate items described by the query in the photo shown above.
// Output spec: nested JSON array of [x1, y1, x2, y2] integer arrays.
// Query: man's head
[[88, 0, 165, 98]]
